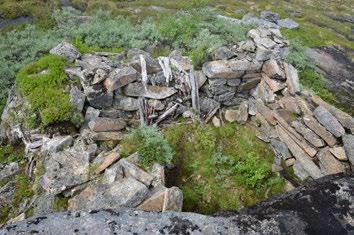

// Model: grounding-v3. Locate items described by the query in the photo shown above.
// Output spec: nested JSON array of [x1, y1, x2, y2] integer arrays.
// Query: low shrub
[[121, 125, 174, 169], [16, 55, 74, 127]]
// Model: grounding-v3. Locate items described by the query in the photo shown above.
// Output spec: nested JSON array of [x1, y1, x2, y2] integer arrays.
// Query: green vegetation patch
[[16, 55, 73, 127], [286, 39, 337, 105], [0, 144, 24, 164], [164, 123, 285, 214], [121, 125, 174, 169]]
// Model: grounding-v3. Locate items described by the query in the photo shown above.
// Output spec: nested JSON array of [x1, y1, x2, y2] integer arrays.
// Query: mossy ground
[[121, 122, 285, 214], [16, 55, 74, 128]]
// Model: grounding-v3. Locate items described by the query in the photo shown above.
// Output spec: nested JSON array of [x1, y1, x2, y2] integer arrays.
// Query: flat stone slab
[[105, 66, 137, 91], [314, 106, 345, 138], [88, 117, 126, 132], [40, 150, 90, 194], [303, 116, 337, 147], [317, 147, 345, 175], [124, 83, 177, 100], [68, 177, 149, 211], [342, 134, 354, 166], [292, 121, 325, 148]]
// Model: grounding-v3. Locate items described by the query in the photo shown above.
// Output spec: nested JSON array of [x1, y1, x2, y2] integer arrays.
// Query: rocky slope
[[1, 174, 352, 235]]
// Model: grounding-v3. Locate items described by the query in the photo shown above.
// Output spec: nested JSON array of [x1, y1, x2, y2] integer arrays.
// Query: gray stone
[[68, 178, 149, 211], [215, 91, 236, 103], [5, 175, 353, 234], [194, 70, 208, 88], [243, 14, 280, 29], [250, 81, 275, 103], [314, 106, 345, 138], [124, 83, 177, 100], [270, 138, 292, 160], [92, 68, 107, 85], [84, 107, 100, 121], [278, 18, 299, 29], [293, 161, 310, 180], [0, 181, 15, 207], [128, 48, 161, 74], [88, 117, 126, 132], [303, 116, 337, 147], [138, 188, 166, 212], [260, 11, 280, 23], [70, 86, 85, 112], [317, 147, 345, 175], [113, 95, 139, 111], [77, 54, 111, 71], [170, 54, 193, 72], [262, 59, 285, 80], [50, 42, 80, 62], [329, 147, 348, 161], [87, 91, 113, 109], [292, 121, 325, 148], [226, 78, 241, 87], [211, 47, 235, 60], [147, 99, 165, 111], [151, 163, 165, 187], [105, 66, 137, 91], [224, 109, 238, 123], [239, 77, 261, 91], [311, 96, 354, 133], [262, 73, 286, 92], [162, 187, 183, 212], [0, 162, 19, 180], [280, 96, 300, 114], [200, 97, 220, 115], [236, 101, 248, 124], [248, 98, 257, 115], [118, 159, 154, 187], [284, 63, 300, 95], [41, 136, 73, 154], [32, 194, 56, 216], [40, 150, 90, 194], [342, 134, 354, 166]]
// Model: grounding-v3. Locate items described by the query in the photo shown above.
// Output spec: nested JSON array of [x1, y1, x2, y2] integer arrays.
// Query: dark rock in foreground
[[1, 174, 352, 235]]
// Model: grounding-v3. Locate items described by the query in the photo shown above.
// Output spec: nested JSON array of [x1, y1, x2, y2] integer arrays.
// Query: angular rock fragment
[[95, 152, 121, 175], [295, 96, 313, 116], [240, 77, 261, 91], [270, 138, 292, 160], [41, 136, 73, 154], [138, 189, 166, 212], [262, 59, 285, 80], [277, 19, 299, 29], [119, 159, 154, 187], [342, 134, 354, 166], [293, 161, 310, 180], [311, 96, 354, 133], [284, 63, 300, 95], [224, 109, 237, 123], [314, 106, 345, 138], [251, 81, 275, 103], [50, 42, 80, 62], [68, 178, 149, 211], [292, 121, 325, 148], [329, 147, 348, 161], [236, 101, 248, 124], [262, 73, 286, 92], [0, 162, 19, 180], [40, 150, 90, 194], [280, 96, 300, 114], [317, 147, 345, 175], [113, 95, 140, 111], [211, 47, 235, 60], [276, 125, 323, 179], [105, 67, 137, 91], [128, 48, 161, 74], [303, 116, 337, 147], [124, 83, 177, 100], [255, 99, 276, 125], [88, 117, 126, 132], [70, 86, 85, 112], [162, 187, 183, 212]]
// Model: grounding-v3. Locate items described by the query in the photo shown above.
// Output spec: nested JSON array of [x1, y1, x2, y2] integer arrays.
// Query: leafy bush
[[16, 55, 73, 127], [121, 125, 174, 168]]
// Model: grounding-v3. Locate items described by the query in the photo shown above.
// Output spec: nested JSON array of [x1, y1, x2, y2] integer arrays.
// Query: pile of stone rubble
[[1, 25, 353, 224]]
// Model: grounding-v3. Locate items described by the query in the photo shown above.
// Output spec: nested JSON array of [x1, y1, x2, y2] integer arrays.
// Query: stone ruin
[[1, 26, 353, 221]]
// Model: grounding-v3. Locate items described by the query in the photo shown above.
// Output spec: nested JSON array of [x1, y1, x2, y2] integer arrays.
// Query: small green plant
[[13, 173, 34, 208], [121, 125, 174, 168], [16, 55, 74, 127], [53, 196, 69, 212], [0, 144, 24, 164]]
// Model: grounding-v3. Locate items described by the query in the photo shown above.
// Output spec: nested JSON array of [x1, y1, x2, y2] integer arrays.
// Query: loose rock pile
[[0, 25, 353, 224]]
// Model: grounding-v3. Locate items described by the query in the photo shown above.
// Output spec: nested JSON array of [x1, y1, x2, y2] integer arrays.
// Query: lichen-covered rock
[[3, 175, 352, 235], [49, 42, 80, 62], [104, 66, 137, 91], [314, 106, 345, 138], [40, 150, 90, 194]]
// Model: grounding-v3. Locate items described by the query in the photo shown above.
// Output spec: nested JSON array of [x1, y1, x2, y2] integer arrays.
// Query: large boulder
[[40, 150, 90, 194], [4, 175, 353, 235], [68, 177, 149, 211]]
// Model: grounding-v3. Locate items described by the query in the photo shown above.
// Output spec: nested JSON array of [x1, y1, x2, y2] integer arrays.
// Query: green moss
[[53, 196, 69, 212], [164, 123, 285, 214], [73, 37, 124, 54], [121, 125, 174, 169], [16, 55, 74, 127], [0, 206, 11, 224]]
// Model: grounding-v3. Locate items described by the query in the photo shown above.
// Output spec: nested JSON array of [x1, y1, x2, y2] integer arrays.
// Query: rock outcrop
[[1, 174, 351, 235]]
